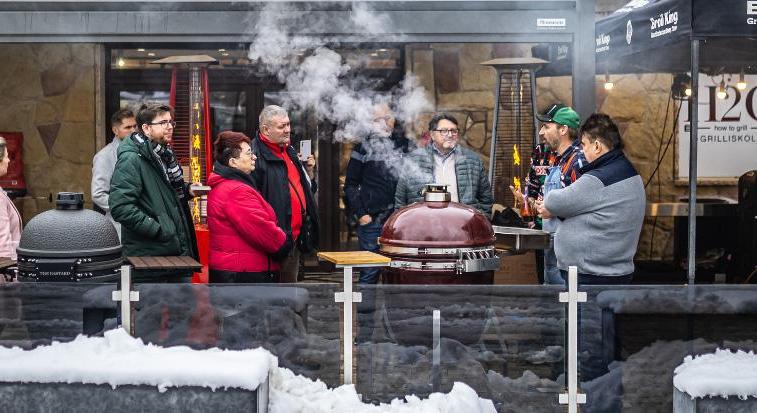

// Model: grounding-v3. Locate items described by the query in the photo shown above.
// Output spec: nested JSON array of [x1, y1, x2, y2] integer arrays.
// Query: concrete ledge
[[0, 376, 268, 413], [674, 387, 757, 413]]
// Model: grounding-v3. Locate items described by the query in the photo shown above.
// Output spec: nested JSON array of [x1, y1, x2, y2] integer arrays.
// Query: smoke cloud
[[247, 2, 432, 144]]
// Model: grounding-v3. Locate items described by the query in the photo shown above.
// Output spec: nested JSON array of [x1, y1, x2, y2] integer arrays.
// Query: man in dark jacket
[[344, 103, 409, 284], [251, 105, 319, 283], [109, 103, 198, 282]]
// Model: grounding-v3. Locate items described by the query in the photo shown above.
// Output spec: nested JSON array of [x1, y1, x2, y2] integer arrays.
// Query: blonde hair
[[0, 137, 6, 161]]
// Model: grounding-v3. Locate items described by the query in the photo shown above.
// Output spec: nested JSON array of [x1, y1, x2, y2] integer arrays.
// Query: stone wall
[[0, 44, 100, 222]]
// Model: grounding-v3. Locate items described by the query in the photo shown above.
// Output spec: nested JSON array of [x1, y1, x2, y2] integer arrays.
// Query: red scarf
[[259, 133, 306, 240]]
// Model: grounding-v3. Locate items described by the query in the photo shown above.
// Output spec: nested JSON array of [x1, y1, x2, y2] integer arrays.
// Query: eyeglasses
[[433, 129, 459, 136], [149, 120, 176, 128]]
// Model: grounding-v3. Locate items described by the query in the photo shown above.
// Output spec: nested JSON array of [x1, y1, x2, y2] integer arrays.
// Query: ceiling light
[[222, 53, 230, 57], [117, 58, 125, 67], [737, 69, 747, 91], [717, 79, 728, 100], [147, 52, 156, 57], [685, 88, 692, 97], [603, 73, 613, 91], [137, 48, 145, 52], [218, 48, 226, 52]]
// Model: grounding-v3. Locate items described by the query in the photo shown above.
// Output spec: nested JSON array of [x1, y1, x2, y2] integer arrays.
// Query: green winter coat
[[109, 134, 198, 261], [394, 144, 494, 215]]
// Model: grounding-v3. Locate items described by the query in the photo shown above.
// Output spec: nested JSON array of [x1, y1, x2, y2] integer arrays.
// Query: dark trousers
[[559, 270, 633, 285], [209, 269, 279, 283], [356, 218, 384, 284]]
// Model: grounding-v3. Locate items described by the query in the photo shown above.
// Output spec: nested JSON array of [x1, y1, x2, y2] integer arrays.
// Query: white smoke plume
[[247, 2, 432, 144]]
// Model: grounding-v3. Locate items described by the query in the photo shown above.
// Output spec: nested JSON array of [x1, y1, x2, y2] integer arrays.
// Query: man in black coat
[[344, 103, 409, 284], [250, 105, 319, 283]]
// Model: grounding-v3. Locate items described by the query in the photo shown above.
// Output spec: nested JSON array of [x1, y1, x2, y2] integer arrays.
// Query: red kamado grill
[[379, 184, 500, 284], [17, 192, 123, 282]]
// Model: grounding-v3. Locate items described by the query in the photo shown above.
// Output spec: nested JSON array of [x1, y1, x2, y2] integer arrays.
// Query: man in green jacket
[[109, 103, 198, 281], [395, 113, 493, 215]]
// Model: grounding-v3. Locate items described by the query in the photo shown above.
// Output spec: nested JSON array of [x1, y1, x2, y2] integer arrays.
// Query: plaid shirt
[[554, 139, 586, 190]]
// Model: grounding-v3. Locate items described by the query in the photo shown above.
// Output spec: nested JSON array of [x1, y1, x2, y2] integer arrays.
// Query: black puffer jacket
[[344, 132, 410, 218], [250, 133, 319, 253]]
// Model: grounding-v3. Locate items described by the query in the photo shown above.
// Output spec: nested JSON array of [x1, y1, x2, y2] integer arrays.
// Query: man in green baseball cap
[[532, 102, 587, 285]]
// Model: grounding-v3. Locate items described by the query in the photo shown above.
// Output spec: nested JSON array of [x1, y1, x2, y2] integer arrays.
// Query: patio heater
[[481, 58, 547, 209], [152, 55, 217, 282]]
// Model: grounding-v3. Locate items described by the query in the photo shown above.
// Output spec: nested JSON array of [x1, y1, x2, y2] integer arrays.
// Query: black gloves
[[271, 232, 294, 262]]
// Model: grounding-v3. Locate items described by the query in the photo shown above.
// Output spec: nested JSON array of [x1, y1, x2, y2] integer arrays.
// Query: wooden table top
[[127, 256, 202, 271], [317, 251, 391, 266]]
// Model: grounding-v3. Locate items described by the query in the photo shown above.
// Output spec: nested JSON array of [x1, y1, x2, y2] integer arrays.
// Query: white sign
[[678, 74, 757, 179], [537, 18, 566, 28]]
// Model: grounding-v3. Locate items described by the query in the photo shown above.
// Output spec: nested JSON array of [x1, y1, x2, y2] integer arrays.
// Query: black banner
[[692, 0, 757, 36]]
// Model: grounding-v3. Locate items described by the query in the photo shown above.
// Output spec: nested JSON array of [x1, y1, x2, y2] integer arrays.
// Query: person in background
[[109, 103, 198, 282], [510, 137, 557, 284], [0, 136, 22, 261], [91, 109, 136, 237], [532, 103, 586, 286], [251, 105, 319, 283], [207, 131, 293, 283], [394, 113, 493, 215], [344, 103, 409, 284], [540, 113, 645, 284]]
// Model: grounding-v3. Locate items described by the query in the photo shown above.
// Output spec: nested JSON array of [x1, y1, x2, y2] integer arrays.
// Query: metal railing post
[[334, 265, 362, 385], [431, 309, 441, 392], [559, 266, 587, 412], [112, 264, 140, 336]]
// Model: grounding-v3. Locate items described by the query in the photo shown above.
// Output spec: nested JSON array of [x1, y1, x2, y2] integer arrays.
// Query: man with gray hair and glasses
[[250, 105, 319, 283], [395, 112, 493, 215]]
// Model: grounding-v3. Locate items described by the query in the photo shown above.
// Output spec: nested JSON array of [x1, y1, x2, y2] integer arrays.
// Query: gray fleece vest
[[544, 150, 646, 277]]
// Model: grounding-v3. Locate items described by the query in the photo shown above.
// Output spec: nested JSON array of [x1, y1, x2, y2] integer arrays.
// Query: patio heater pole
[[488, 68, 503, 188], [688, 39, 700, 284]]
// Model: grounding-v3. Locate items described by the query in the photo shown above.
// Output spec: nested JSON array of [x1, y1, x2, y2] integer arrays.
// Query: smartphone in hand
[[299, 140, 312, 161]]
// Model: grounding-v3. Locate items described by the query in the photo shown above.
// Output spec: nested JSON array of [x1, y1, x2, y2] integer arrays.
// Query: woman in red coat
[[207, 131, 292, 283]]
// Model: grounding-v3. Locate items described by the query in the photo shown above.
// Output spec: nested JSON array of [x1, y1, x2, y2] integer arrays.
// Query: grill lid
[[379, 184, 494, 251], [17, 192, 121, 258]]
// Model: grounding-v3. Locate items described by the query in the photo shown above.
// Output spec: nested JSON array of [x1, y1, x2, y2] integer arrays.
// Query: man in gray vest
[[91, 109, 136, 237], [539, 113, 645, 284]]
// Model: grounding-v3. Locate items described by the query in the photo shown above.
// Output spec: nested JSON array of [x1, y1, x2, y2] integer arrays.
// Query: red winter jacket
[[207, 172, 287, 272]]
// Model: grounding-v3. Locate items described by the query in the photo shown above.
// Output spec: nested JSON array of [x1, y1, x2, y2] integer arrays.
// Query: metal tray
[[492, 226, 551, 252]]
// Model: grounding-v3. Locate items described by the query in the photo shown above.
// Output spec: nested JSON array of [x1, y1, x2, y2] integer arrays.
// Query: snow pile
[[0, 329, 276, 392], [0, 329, 496, 412], [674, 349, 757, 399], [269, 367, 496, 413]]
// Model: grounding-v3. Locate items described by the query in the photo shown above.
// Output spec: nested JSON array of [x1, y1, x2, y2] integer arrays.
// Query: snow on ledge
[[674, 349, 757, 400], [269, 368, 496, 413], [0, 329, 497, 411], [0, 329, 276, 392]]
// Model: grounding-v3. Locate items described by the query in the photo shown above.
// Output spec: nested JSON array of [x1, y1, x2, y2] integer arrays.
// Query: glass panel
[[131, 283, 342, 387], [119, 91, 170, 110], [0, 283, 118, 349], [210, 90, 247, 138], [356, 284, 566, 410], [578, 284, 757, 411]]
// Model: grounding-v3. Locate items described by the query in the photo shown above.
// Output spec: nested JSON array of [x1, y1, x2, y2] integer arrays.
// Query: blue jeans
[[356, 218, 384, 284], [544, 244, 565, 286], [559, 270, 633, 285]]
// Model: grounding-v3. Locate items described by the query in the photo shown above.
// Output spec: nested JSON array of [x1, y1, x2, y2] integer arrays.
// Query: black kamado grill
[[16, 192, 123, 282]]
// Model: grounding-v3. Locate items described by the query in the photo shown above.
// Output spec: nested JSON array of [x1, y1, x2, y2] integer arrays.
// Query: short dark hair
[[136, 103, 173, 133], [579, 113, 622, 150], [214, 131, 251, 166], [111, 109, 135, 127], [428, 113, 459, 132]]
